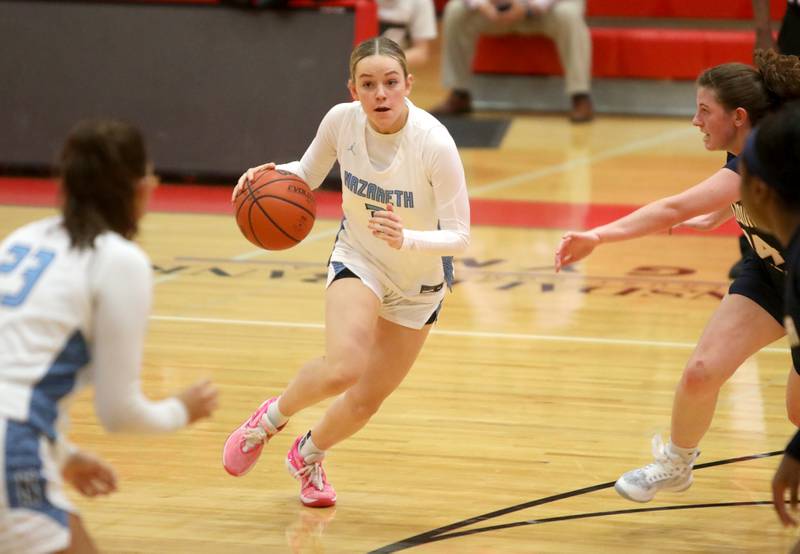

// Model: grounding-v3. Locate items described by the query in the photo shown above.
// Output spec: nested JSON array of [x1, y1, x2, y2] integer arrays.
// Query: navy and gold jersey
[[784, 229, 800, 373], [726, 153, 786, 278]]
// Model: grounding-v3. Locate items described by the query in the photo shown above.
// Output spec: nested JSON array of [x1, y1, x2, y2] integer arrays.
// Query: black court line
[[369, 450, 783, 553], [395, 501, 773, 545]]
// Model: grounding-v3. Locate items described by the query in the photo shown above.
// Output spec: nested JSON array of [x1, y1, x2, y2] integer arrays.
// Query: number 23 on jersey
[[0, 244, 55, 307]]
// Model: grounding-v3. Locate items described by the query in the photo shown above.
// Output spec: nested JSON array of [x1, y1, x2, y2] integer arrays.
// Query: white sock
[[668, 440, 699, 463], [299, 431, 324, 461], [266, 397, 289, 429]]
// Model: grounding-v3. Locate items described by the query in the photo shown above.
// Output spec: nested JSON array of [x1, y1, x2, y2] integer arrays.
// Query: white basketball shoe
[[615, 435, 699, 503]]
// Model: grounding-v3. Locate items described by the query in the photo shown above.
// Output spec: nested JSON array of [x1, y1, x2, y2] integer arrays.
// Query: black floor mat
[[434, 116, 511, 148]]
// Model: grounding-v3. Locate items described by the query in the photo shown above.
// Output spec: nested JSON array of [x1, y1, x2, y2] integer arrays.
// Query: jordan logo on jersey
[[347, 142, 356, 155], [786, 315, 800, 348]]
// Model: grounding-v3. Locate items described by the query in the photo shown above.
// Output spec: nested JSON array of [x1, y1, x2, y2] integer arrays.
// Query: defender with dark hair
[[735, 102, 800, 534]]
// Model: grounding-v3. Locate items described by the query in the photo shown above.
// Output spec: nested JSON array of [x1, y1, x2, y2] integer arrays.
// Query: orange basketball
[[233, 168, 316, 250]]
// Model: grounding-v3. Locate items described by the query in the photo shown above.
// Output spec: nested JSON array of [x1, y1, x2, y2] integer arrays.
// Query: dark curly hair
[[59, 120, 148, 249], [697, 49, 800, 125], [752, 101, 800, 208]]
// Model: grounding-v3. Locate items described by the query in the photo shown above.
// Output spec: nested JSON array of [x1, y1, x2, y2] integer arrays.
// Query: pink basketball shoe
[[222, 397, 284, 477], [285, 435, 337, 507]]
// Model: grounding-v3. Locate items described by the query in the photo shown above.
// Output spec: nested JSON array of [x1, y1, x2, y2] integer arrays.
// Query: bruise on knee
[[680, 358, 726, 395]]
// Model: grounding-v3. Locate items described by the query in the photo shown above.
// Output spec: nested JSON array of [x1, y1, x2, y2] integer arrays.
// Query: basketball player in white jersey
[[0, 120, 218, 553], [223, 37, 470, 507], [555, 51, 800, 503]]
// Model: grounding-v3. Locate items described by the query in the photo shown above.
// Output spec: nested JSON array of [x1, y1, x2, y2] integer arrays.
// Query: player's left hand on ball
[[368, 203, 404, 249], [231, 162, 277, 202], [62, 451, 118, 498]]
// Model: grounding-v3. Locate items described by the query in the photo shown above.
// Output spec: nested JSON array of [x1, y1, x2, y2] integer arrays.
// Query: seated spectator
[[378, 0, 438, 67], [753, 0, 800, 55], [432, 0, 593, 122]]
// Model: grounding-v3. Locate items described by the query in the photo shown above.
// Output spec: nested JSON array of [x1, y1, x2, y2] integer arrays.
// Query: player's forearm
[[95, 381, 188, 433], [278, 104, 341, 188], [593, 199, 683, 244], [680, 207, 733, 231], [401, 228, 470, 255], [277, 156, 333, 191]]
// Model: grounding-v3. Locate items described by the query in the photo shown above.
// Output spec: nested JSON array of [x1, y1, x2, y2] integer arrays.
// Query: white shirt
[[0, 217, 187, 443], [378, 0, 437, 48], [278, 99, 470, 296]]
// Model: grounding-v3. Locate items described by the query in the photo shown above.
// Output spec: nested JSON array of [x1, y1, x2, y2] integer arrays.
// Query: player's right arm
[[90, 239, 217, 432], [276, 103, 343, 188], [555, 168, 740, 271], [675, 206, 733, 231], [232, 103, 344, 200]]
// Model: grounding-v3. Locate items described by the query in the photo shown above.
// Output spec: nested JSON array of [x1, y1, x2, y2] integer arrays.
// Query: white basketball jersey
[[280, 99, 468, 297], [312, 100, 462, 296], [339, 101, 452, 295], [0, 216, 148, 439]]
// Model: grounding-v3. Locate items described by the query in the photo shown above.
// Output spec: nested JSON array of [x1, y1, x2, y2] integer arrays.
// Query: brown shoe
[[430, 90, 472, 117], [570, 94, 594, 123]]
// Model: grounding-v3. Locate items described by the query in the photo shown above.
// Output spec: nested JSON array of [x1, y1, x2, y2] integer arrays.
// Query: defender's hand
[[554, 230, 601, 272]]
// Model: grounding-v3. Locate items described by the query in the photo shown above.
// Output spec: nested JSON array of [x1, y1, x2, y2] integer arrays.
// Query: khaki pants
[[441, 0, 591, 96]]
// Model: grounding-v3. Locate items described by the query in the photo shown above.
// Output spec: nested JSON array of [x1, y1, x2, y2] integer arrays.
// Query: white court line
[[149, 314, 789, 354], [471, 127, 697, 196]]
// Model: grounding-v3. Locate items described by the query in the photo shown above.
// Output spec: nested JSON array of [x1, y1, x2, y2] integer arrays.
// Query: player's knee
[[787, 399, 800, 428], [680, 358, 723, 395], [323, 359, 364, 394], [345, 394, 383, 421]]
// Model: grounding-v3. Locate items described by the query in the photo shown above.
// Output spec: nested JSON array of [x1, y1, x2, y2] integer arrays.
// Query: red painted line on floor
[[0, 177, 741, 236]]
